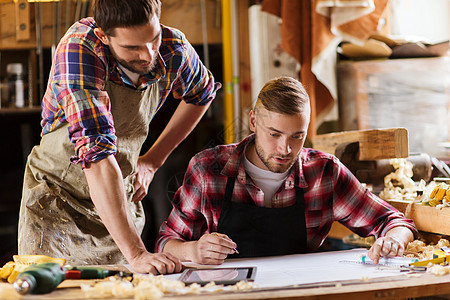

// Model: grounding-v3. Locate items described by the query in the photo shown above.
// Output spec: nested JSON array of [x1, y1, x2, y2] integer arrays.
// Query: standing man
[[18, 0, 220, 275], [157, 76, 417, 265]]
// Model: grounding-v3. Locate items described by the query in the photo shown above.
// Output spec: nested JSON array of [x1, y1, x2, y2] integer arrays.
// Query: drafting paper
[[177, 248, 411, 288]]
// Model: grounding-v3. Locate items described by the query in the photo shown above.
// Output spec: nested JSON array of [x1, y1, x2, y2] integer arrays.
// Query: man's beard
[[254, 141, 296, 173], [116, 56, 158, 75]]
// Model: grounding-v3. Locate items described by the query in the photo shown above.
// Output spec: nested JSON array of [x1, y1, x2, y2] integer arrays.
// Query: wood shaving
[[80, 273, 259, 299], [378, 158, 450, 210], [379, 159, 426, 202], [360, 276, 370, 281], [427, 265, 450, 276], [404, 239, 450, 260]]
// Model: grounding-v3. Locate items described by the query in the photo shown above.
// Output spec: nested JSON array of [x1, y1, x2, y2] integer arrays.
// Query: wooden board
[[3, 273, 450, 299], [14, 0, 30, 41], [313, 127, 409, 160], [389, 200, 450, 236]]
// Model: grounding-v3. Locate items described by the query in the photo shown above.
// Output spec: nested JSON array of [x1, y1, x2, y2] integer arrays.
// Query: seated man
[[156, 76, 417, 265]]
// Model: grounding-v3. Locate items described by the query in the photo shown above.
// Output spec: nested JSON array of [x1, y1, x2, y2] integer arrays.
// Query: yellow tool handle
[[410, 256, 446, 267]]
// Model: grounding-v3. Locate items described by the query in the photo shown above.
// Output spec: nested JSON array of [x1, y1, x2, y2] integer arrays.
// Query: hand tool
[[410, 247, 450, 267], [13, 262, 132, 295], [340, 255, 426, 272]]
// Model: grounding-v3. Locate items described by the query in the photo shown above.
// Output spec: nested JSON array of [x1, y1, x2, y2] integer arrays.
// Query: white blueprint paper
[[177, 248, 412, 288]]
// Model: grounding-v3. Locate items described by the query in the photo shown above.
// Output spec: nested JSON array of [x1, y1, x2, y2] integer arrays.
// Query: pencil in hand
[[211, 232, 239, 254]]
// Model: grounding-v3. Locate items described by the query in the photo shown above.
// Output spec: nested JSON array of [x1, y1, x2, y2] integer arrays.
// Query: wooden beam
[[313, 127, 409, 160], [15, 0, 30, 41]]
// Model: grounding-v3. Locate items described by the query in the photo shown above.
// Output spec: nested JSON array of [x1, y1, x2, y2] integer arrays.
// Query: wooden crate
[[388, 200, 450, 236]]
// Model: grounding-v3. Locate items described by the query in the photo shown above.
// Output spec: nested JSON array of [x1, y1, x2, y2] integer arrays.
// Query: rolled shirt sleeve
[[41, 22, 116, 168]]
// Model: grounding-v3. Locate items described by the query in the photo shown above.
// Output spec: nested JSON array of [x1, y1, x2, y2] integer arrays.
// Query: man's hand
[[129, 251, 182, 275], [367, 236, 404, 264], [189, 233, 237, 265], [132, 156, 157, 203], [367, 226, 414, 264]]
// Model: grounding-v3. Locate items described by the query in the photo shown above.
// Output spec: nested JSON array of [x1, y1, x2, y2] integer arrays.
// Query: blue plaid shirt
[[41, 17, 221, 166]]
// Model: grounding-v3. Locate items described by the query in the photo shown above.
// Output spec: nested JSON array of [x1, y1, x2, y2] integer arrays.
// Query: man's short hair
[[93, 0, 161, 36], [255, 76, 310, 115]]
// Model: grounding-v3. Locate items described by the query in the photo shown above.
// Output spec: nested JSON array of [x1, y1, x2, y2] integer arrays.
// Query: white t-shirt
[[243, 152, 289, 208]]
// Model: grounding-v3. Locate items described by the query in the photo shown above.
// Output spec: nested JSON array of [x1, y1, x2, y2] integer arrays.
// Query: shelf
[[0, 106, 41, 115]]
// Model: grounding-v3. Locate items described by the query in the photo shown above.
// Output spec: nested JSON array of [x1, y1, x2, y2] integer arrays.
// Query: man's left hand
[[367, 236, 404, 264], [132, 157, 157, 203], [367, 226, 414, 264]]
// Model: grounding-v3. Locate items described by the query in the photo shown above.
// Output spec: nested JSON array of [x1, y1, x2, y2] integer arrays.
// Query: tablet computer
[[179, 267, 257, 286]]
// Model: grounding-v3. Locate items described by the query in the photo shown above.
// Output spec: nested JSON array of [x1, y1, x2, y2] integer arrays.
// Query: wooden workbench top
[[1, 272, 450, 299], [4, 250, 450, 299]]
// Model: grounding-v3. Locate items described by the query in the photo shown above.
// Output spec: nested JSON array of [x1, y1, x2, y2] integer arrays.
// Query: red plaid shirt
[[156, 135, 417, 252]]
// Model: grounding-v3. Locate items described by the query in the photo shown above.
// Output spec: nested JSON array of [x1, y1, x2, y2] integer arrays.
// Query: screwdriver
[[13, 262, 131, 295]]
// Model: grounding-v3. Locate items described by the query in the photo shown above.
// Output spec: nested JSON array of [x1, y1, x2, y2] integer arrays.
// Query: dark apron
[[217, 177, 307, 258]]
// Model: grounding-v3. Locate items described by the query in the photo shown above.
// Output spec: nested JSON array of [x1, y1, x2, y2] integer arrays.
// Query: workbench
[[2, 249, 450, 300]]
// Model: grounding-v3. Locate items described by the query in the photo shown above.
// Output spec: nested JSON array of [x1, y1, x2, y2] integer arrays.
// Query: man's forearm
[[163, 239, 195, 262], [84, 155, 147, 261], [142, 101, 211, 170], [385, 226, 414, 248]]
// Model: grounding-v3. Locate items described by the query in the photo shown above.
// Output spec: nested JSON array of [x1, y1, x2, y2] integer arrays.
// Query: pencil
[[212, 232, 239, 254]]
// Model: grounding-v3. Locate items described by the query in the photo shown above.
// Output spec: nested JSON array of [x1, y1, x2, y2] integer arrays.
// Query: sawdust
[[80, 274, 259, 299]]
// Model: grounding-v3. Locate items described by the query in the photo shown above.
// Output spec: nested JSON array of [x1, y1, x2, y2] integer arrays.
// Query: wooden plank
[[0, 0, 78, 50], [0, 1, 35, 49], [389, 200, 450, 236], [313, 127, 409, 160], [14, 0, 30, 41]]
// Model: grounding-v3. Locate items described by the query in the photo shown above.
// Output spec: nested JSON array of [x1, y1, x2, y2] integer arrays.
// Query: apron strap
[[223, 176, 236, 204], [295, 186, 307, 247]]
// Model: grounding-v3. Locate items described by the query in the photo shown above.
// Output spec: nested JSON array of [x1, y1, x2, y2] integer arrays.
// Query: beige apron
[[18, 81, 159, 265]]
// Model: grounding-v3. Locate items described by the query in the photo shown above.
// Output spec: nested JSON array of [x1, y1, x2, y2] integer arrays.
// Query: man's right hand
[[129, 251, 182, 275], [189, 233, 237, 265]]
